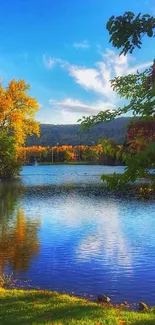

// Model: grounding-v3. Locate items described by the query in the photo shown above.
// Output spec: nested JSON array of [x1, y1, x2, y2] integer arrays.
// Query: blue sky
[[0, 0, 155, 124]]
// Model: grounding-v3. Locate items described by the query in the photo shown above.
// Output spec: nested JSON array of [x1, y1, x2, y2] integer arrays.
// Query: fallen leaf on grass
[[119, 321, 126, 325]]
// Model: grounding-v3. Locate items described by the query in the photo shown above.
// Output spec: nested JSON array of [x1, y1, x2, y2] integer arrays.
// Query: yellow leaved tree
[[0, 79, 40, 146], [0, 79, 40, 178]]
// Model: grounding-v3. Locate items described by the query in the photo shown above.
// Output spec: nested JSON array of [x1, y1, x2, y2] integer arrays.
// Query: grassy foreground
[[0, 289, 155, 325]]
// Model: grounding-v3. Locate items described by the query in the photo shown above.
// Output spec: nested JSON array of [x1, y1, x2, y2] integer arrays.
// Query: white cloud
[[69, 65, 112, 98], [50, 98, 115, 115], [62, 49, 151, 102], [49, 98, 115, 124], [43, 55, 68, 70], [73, 40, 90, 49], [101, 49, 130, 77], [44, 49, 152, 123]]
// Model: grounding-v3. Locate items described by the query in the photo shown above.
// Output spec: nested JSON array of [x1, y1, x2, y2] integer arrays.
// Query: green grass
[[0, 289, 155, 325], [38, 161, 97, 165]]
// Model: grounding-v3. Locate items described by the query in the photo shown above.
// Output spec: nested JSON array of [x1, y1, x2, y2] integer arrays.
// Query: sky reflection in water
[[0, 165, 155, 304]]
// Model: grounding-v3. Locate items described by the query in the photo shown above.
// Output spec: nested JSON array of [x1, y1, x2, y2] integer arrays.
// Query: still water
[[0, 165, 155, 304]]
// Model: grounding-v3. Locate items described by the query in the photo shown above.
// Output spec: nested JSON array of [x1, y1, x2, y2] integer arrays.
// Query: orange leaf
[[119, 321, 126, 325]]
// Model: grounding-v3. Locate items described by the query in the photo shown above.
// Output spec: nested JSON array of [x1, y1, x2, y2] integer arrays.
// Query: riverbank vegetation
[[80, 12, 155, 189], [17, 140, 123, 165], [0, 288, 155, 325], [17, 118, 155, 184]]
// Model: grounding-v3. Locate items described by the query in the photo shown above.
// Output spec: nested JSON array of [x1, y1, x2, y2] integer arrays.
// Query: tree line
[[18, 118, 155, 169], [17, 141, 123, 165]]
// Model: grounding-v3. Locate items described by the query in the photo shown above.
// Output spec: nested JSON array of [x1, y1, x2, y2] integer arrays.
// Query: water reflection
[[1, 165, 155, 303], [0, 179, 22, 222], [0, 185, 40, 274], [18, 186, 155, 303], [76, 202, 132, 271]]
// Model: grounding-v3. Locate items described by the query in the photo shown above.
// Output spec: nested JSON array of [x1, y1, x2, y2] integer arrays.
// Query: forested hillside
[[26, 117, 132, 146]]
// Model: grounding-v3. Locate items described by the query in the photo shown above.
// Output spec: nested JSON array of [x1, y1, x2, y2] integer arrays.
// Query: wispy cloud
[[49, 98, 115, 124], [47, 49, 151, 102], [44, 48, 152, 123], [65, 49, 151, 102], [68, 64, 112, 98], [42, 54, 58, 69], [73, 40, 90, 49], [50, 98, 115, 115]]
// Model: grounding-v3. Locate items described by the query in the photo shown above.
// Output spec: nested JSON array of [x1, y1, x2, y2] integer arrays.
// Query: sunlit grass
[[0, 288, 155, 325]]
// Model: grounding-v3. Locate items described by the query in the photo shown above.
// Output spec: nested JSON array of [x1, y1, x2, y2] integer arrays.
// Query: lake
[[0, 165, 155, 304]]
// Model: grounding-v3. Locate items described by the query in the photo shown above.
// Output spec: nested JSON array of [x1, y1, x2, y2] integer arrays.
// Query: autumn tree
[[0, 79, 39, 146], [80, 12, 155, 189], [127, 119, 155, 153], [0, 79, 39, 177]]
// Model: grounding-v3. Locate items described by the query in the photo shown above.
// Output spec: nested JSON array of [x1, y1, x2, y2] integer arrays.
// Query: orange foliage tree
[[127, 119, 155, 153], [0, 79, 40, 146], [0, 79, 40, 177], [18, 144, 106, 164]]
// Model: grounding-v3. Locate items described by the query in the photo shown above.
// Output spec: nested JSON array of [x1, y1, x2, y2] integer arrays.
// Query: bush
[[0, 133, 21, 179]]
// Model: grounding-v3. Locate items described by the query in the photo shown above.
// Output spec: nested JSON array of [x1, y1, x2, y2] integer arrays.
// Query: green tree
[[0, 133, 21, 179], [83, 147, 98, 163], [99, 139, 123, 165], [80, 12, 155, 189]]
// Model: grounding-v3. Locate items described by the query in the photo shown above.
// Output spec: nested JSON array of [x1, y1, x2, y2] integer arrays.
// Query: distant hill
[[26, 117, 132, 146]]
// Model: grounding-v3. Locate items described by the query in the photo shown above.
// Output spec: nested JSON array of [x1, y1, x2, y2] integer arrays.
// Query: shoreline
[[0, 288, 155, 325], [23, 162, 123, 166]]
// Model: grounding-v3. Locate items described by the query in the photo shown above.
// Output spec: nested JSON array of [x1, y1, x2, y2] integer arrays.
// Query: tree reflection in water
[[0, 179, 22, 222], [0, 180, 40, 275]]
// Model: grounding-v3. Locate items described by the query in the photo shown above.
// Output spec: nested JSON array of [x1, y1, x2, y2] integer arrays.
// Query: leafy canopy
[[80, 59, 155, 130], [80, 11, 155, 189], [0, 79, 39, 146], [107, 12, 155, 55], [0, 79, 40, 178]]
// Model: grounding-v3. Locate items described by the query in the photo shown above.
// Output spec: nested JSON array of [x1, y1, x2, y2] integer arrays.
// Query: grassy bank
[[38, 161, 99, 165], [0, 288, 155, 325], [24, 161, 98, 166]]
